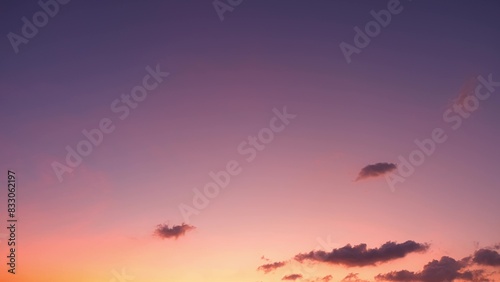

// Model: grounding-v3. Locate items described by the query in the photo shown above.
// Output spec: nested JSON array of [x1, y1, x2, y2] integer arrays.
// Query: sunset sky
[[1, 1, 499, 281]]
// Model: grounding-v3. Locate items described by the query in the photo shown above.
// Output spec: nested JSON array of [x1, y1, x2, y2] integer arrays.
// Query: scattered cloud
[[259, 243, 500, 281], [153, 223, 195, 239], [375, 256, 490, 282], [258, 261, 288, 273], [341, 273, 369, 282], [295, 240, 429, 267], [282, 274, 303, 280], [355, 162, 397, 181]]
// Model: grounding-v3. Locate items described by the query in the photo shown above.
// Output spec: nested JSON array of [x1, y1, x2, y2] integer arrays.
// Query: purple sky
[[1, 1, 499, 281]]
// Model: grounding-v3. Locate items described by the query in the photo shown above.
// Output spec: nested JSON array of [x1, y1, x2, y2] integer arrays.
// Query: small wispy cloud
[[452, 75, 479, 108], [301, 275, 333, 282], [153, 223, 195, 239], [258, 261, 288, 273], [355, 162, 397, 181], [282, 274, 303, 280]]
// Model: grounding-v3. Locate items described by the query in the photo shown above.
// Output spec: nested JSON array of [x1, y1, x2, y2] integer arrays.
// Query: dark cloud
[[257, 261, 287, 273], [375, 256, 489, 282], [356, 162, 397, 181], [282, 274, 303, 280], [473, 248, 500, 266], [153, 223, 195, 239], [294, 240, 429, 267]]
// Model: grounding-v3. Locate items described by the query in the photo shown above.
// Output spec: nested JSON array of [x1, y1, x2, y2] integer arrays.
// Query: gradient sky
[[1, 1, 500, 281]]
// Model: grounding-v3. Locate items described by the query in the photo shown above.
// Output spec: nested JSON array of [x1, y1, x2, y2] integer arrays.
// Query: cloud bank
[[375, 256, 490, 282]]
